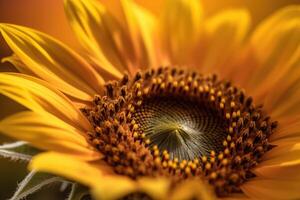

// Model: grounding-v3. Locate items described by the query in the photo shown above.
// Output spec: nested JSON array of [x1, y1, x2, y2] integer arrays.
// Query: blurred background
[[0, 0, 298, 199]]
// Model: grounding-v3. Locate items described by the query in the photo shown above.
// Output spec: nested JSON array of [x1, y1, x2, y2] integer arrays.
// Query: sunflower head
[[0, 0, 299, 200], [82, 66, 277, 196]]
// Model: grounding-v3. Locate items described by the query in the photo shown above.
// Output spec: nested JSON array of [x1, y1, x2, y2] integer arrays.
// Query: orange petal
[[254, 161, 300, 181], [220, 193, 250, 200], [241, 178, 300, 200], [259, 143, 300, 167], [270, 115, 300, 141]]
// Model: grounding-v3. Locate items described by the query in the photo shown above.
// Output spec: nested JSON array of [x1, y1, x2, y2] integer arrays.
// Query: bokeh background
[[0, 0, 298, 199]]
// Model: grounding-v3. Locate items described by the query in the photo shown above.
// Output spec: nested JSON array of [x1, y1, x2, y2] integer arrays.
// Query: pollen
[[82, 67, 277, 197]]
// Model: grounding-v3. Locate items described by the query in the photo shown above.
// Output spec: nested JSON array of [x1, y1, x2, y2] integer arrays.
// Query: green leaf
[[0, 141, 41, 162], [67, 183, 90, 200], [10, 170, 63, 200]]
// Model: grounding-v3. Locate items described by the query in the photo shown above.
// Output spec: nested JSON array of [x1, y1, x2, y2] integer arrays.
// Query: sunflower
[[0, 0, 299, 199]]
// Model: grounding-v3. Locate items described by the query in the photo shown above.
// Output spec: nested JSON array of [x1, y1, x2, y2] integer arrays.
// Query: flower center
[[133, 96, 227, 161], [82, 67, 277, 197]]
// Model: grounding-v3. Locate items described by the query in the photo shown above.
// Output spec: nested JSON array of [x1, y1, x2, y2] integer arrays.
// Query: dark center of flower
[[133, 96, 227, 161], [82, 67, 277, 197]]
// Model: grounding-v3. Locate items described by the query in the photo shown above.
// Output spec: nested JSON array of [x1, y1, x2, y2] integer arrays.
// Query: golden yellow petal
[[270, 132, 300, 150], [255, 39, 299, 119], [0, 112, 100, 160], [0, 73, 91, 132], [199, 9, 251, 75], [0, 23, 104, 102], [159, 0, 202, 64], [242, 6, 300, 100], [270, 116, 300, 141], [259, 143, 300, 167], [91, 178, 136, 200], [271, 136, 300, 147], [254, 118, 300, 181], [220, 193, 250, 200], [64, 0, 135, 78], [263, 47, 300, 120], [169, 179, 216, 200], [137, 177, 170, 200], [241, 178, 300, 200], [254, 162, 300, 181], [29, 152, 104, 186], [120, 0, 158, 70], [251, 6, 300, 72], [30, 152, 136, 200], [2, 54, 34, 76]]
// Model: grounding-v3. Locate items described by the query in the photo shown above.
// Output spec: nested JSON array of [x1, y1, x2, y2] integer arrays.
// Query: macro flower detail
[[0, 0, 299, 200], [83, 67, 278, 197]]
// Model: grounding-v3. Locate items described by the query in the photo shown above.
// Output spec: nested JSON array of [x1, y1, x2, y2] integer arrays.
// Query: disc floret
[[83, 67, 277, 196]]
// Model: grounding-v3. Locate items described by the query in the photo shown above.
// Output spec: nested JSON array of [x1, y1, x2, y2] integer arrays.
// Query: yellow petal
[[2, 54, 34, 76], [30, 152, 136, 200], [264, 47, 300, 119], [0, 23, 104, 102], [137, 177, 170, 200], [91, 178, 136, 200], [199, 9, 251, 75], [257, 46, 300, 121], [169, 179, 216, 200], [159, 0, 202, 64], [251, 6, 300, 71], [0, 73, 91, 132], [256, 39, 299, 119], [120, 0, 158, 70], [29, 152, 104, 186], [241, 178, 300, 200], [64, 0, 134, 78], [243, 6, 300, 98], [0, 112, 100, 160], [30, 152, 214, 200]]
